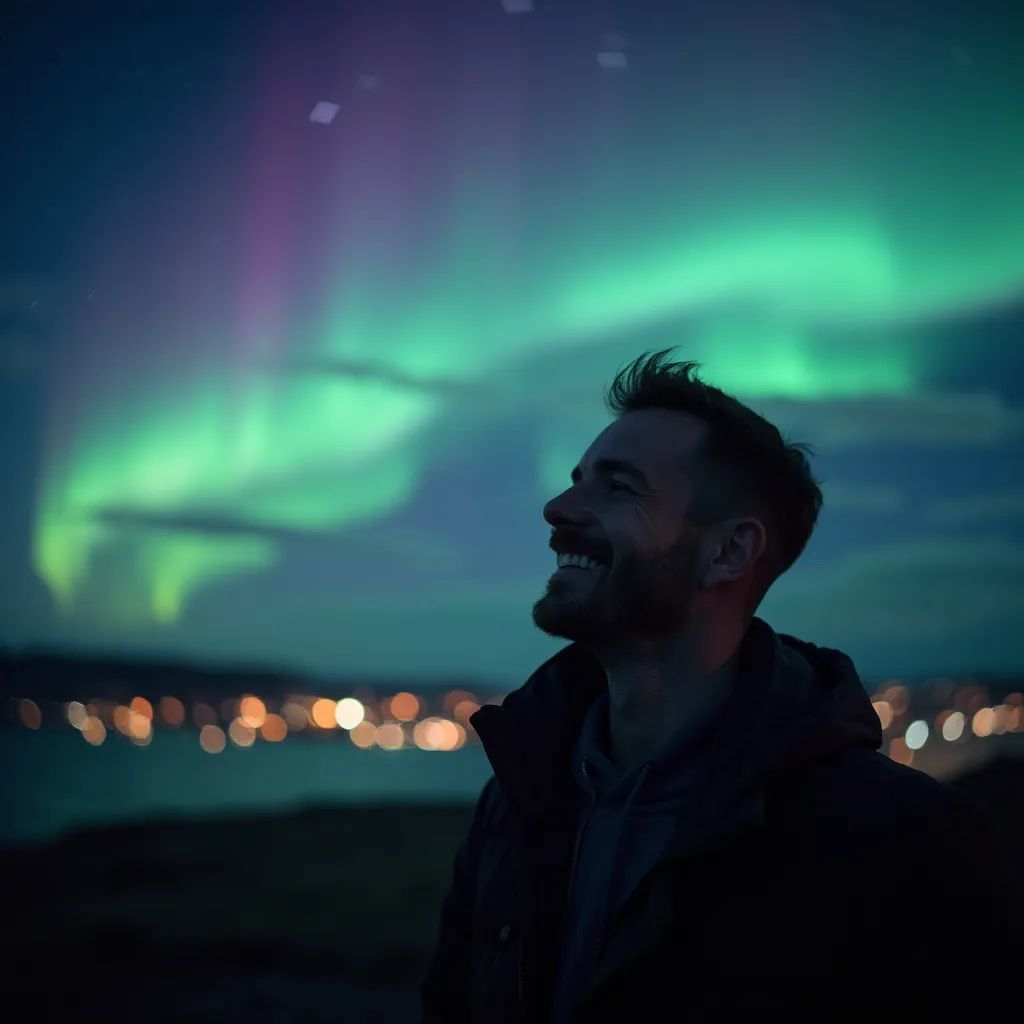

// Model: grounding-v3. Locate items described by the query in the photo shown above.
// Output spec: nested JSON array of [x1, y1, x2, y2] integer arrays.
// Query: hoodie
[[546, 616, 883, 1024]]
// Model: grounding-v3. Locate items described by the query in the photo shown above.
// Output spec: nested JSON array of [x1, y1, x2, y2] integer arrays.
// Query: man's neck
[[601, 624, 746, 773]]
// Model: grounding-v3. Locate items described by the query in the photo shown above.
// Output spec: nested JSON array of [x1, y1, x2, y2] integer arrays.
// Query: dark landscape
[[3, 756, 1021, 1023]]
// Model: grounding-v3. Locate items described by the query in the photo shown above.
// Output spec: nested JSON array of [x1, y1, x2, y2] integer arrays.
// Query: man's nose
[[543, 487, 583, 528]]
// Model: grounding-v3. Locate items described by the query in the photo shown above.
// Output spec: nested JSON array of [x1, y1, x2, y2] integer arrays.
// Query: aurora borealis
[[3, 0, 1023, 685]]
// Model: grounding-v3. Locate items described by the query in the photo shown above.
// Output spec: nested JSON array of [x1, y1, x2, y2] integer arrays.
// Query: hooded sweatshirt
[[547, 616, 884, 1024]]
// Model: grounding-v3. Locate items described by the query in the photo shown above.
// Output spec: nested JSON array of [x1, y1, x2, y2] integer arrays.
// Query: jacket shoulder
[[770, 746, 994, 856]]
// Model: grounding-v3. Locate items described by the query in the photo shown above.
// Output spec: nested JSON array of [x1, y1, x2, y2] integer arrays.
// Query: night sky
[[2, 0, 1022, 689]]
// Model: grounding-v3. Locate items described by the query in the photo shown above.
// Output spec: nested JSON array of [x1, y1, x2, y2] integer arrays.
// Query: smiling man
[[421, 349, 1019, 1024]]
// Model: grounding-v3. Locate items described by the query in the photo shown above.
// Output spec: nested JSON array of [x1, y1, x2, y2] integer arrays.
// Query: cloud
[[90, 504, 465, 571], [753, 391, 1024, 449], [762, 538, 1024, 677], [922, 488, 1024, 527], [91, 506, 311, 543], [292, 356, 511, 407], [820, 481, 907, 515]]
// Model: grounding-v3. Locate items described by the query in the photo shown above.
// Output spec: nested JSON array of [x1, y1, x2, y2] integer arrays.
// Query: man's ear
[[700, 518, 766, 588]]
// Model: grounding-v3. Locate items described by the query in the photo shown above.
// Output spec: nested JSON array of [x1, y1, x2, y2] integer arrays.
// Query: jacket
[[420, 617, 1021, 1022]]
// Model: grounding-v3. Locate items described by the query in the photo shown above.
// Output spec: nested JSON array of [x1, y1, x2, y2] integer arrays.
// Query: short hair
[[604, 347, 824, 617]]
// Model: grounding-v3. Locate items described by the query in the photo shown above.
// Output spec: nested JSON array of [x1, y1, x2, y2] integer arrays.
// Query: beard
[[531, 535, 700, 649]]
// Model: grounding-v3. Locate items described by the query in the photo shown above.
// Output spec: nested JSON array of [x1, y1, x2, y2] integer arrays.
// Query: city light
[[19, 698, 41, 730], [228, 718, 256, 747], [335, 697, 365, 730], [375, 722, 406, 750], [159, 696, 185, 727], [453, 699, 481, 724], [193, 703, 218, 727], [904, 720, 929, 751], [113, 705, 131, 735], [992, 705, 1010, 735], [128, 711, 152, 744], [199, 724, 226, 754], [889, 737, 913, 767], [66, 701, 88, 729], [239, 696, 267, 729], [81, 716, 106, 746], [872, 700, 894, 731], [881, 684, 910, 716], [941, 711, 966, 742], [130, 696, 154, 720], [310, 698, 338, 729], [349, 721, 377, 748], [260, 714, 288, 742], [972, 708, 995, 738], [8, 675, 1021, 770], [281, 701, 309, 731], [389, 692, 419, 722]]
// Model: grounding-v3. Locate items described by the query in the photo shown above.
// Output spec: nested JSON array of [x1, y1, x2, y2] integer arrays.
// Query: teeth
[[557, 553, 602, 570]]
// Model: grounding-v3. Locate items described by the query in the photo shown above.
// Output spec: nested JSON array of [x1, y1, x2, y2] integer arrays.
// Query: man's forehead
[[586, 409, 706, 474]]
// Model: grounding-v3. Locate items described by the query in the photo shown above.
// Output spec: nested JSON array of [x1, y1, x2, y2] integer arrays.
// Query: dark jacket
[[421, 617, 1021, 1023]]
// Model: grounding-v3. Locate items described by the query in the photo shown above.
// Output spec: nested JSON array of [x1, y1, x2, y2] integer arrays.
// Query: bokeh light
[[81, 716, 106, 746], [941, 711, 966, 742], [128, 711, 152, 744], [882, 685, 910, 716], [349, 721, 378, 749], [239, 695, 267, 729], [192, 703, 218, 728], [443, 690, 478, 716], [159, 695, 185, 726], [228, 718, 256, 747], [972, 708, 995, 738], [412, 716, 466, 751], [335, 697, 365, 730], [413, 718, 445, 751], [66, 701, 88, 729], [130, 696, 153, 720], [871, 700, 894, 731], [310, 698, 337, 729], [199, 724, 226, 754], [453, 699, 481, 724], [113, 705, 132, 735], [281, 701, 308, 731], [259, 713, 287, 742], [389, 692, 419, 722], [888, 737, 913, 767], [375, 722, 406, 750], [991, 705, 1010, 735], [19, 698, 41, 729], [904, 720, 929, 751]]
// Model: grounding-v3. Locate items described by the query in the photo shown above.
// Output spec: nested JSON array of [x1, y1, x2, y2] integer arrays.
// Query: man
[[420, 349, 1020, 1023]]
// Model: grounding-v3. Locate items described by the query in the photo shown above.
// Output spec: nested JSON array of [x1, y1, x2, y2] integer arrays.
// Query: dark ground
[[2, 757, 1021, 1023]]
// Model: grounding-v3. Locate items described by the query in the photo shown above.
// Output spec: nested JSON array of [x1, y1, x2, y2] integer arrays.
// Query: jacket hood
[[470, 616, 883, 826]]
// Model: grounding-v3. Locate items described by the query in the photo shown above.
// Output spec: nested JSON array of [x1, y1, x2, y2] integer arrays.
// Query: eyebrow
[[571, 458, 652, 490]]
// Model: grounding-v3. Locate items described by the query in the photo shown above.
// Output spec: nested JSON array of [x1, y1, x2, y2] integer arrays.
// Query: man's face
[[531, 408, 709, 648]]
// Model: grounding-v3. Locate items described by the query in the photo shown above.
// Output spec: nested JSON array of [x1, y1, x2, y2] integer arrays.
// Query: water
[[0, 727, 493, 845]]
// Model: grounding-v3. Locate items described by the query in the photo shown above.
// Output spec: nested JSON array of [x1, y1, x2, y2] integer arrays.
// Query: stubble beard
[[531, 543, 697, 647]]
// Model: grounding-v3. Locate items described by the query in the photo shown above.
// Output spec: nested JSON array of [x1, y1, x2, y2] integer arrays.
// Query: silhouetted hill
[[0, 800, 475, 1022], [1, 758, 1020, 1022]]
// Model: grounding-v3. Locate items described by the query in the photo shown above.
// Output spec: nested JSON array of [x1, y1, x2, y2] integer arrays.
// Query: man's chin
[[531, 602, 608, 644]]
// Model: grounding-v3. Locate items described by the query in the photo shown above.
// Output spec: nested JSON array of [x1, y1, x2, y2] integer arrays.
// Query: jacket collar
[[469, 617, 883, 826]]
